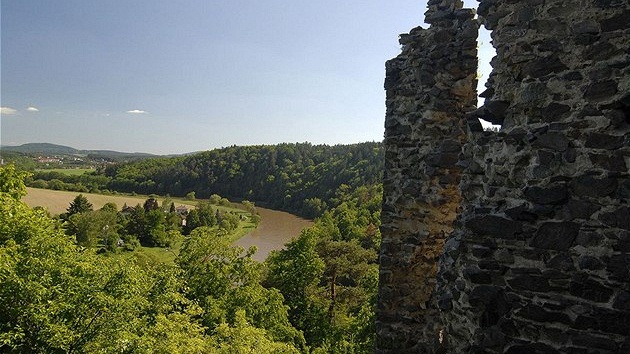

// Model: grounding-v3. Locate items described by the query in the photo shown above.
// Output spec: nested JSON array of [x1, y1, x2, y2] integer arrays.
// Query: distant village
[[34, 154, 115, 169], [1, 143, 154, 169]]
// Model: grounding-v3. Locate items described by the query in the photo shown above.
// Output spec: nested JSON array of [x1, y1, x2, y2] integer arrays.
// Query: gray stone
[[563, 71, 583, 81], [425, 152, 459, 168], [572, 20, 600, 34], [578, 256, 605, 270], [606, 254, 630, 281], [469, 285, 511, 326], [599, 206, 630, 230], [573, 309, 630, 335], [601, 10, 630, 32], [466, 215, 523, 239], [594, 0, 627, 8], [522, 55, 567, 78], [583, 42, 620, 61], [537, 38, 561, 52], [516, 304, 572, 324], [572, 174, 617, 197], [547, 254, 576, 271], [584, 80, 618, 102], [541, 102, 570, 122], [613, 231, 630, 252], [505, 204, 538, 222], [562, 199, 599, 220], [532, 132, 570, 151], [505, 343, 560, 354], [464, 267, 492, 284], [569, 277, 614, 302], [571, 334, 620, 351], [530, 222, 579, 250], [589, 152, 627, 172], [613, 291, 630, 311], [378, 0, 630, 351], [508, 274, 551, 292], [523, 184, 568, 204], [585, 133, 625, 149]]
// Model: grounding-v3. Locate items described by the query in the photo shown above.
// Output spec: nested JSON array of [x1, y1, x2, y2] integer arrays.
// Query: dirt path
[[233, 207, 313, 262]]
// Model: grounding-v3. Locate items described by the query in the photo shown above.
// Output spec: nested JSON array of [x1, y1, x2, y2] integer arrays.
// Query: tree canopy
[[1, 156, 384, 353]]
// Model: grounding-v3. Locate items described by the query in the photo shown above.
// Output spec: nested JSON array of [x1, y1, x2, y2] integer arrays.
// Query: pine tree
[[66, 194, 93, 216]]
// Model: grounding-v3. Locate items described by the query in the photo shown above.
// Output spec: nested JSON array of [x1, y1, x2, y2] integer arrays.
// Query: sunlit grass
[[35, 168, 95, 176]]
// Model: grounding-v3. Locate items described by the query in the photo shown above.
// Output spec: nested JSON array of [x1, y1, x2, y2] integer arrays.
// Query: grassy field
[[138, 243, 182, 264], [35, 168, 95, 176], [23, 187, 196, 215]]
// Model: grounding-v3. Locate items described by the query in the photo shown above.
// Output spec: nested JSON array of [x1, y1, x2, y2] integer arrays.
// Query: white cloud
[[126, 109, 148, 114], [26, 106, 39, 112], [1, 107, 18, 115]]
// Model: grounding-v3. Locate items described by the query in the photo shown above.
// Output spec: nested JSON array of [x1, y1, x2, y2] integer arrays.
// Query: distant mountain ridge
[[1, 143, 157, 159]]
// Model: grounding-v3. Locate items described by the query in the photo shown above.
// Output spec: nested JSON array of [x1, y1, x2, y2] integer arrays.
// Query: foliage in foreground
[[265, 184, 382, 353], [0, 165, 300, 353], [1, 165, 382, 353]]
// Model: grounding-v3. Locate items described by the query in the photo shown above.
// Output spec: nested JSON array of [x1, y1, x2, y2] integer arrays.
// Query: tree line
[[26, 142, 383, 218]]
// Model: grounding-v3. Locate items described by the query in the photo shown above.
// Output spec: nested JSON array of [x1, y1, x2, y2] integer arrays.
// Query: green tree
[[125, 204, 147, 239], [66, 194, 93, 216], [265, 229, 328, 346], [265, 188, 381, 352], [0, 194, 205, 352], [184, 209, 201, 234], [145, 209, 168, 247], [251, 214, 261, 226], [241, 200, 256, 215], [209, 194, 222, 205], [66, 209, 119, 248], [208, 310, 300, 353], [197, 202, 217, 227], [143, 196, 160, 211], [48, 178, 67, 190], [184, 202, 216, 234], [316, 238, 376, 323], [177, 228, 304, 349], [0, 164, 29, 199], [0, 168, 210, 352], [100, 202, 118, 213]]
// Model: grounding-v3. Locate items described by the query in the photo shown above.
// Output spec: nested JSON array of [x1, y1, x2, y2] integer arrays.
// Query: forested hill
[[101, 142, 383, 217]]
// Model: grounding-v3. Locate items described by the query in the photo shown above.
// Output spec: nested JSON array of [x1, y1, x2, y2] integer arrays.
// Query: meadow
[[34, 168, 95, 176], [23, 187, 193, 215]]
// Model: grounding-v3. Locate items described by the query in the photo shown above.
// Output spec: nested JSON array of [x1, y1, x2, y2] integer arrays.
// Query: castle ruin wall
[[377, 0, 630, 352]]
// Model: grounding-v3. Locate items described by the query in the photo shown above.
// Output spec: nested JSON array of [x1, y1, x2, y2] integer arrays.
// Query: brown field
[[23, 187, 194, 215]]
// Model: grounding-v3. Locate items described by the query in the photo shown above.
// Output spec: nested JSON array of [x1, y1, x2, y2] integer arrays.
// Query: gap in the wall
[[476, 23, 500, 131]]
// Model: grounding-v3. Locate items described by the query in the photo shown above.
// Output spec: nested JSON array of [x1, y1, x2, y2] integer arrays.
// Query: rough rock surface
[[377, 0, 630, 352]]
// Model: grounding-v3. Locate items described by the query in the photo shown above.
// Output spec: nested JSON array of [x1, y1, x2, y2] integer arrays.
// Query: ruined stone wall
[[376, 0, 477, 352], [377, 0, 630, 352]]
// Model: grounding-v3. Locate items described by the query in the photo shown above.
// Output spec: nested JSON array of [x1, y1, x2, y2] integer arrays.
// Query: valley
[[23, 187, 312, 261]]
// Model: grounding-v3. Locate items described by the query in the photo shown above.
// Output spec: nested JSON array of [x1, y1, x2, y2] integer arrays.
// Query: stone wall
[[376, 0, 477, 352], [377, 0, 630, 353]]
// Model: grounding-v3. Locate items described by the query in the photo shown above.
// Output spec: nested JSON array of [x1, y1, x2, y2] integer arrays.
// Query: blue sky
[[1, 0, 492, 154]]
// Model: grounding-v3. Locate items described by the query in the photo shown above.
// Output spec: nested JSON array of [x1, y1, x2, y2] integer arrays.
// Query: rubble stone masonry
[[377, 0, 630, 352]]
